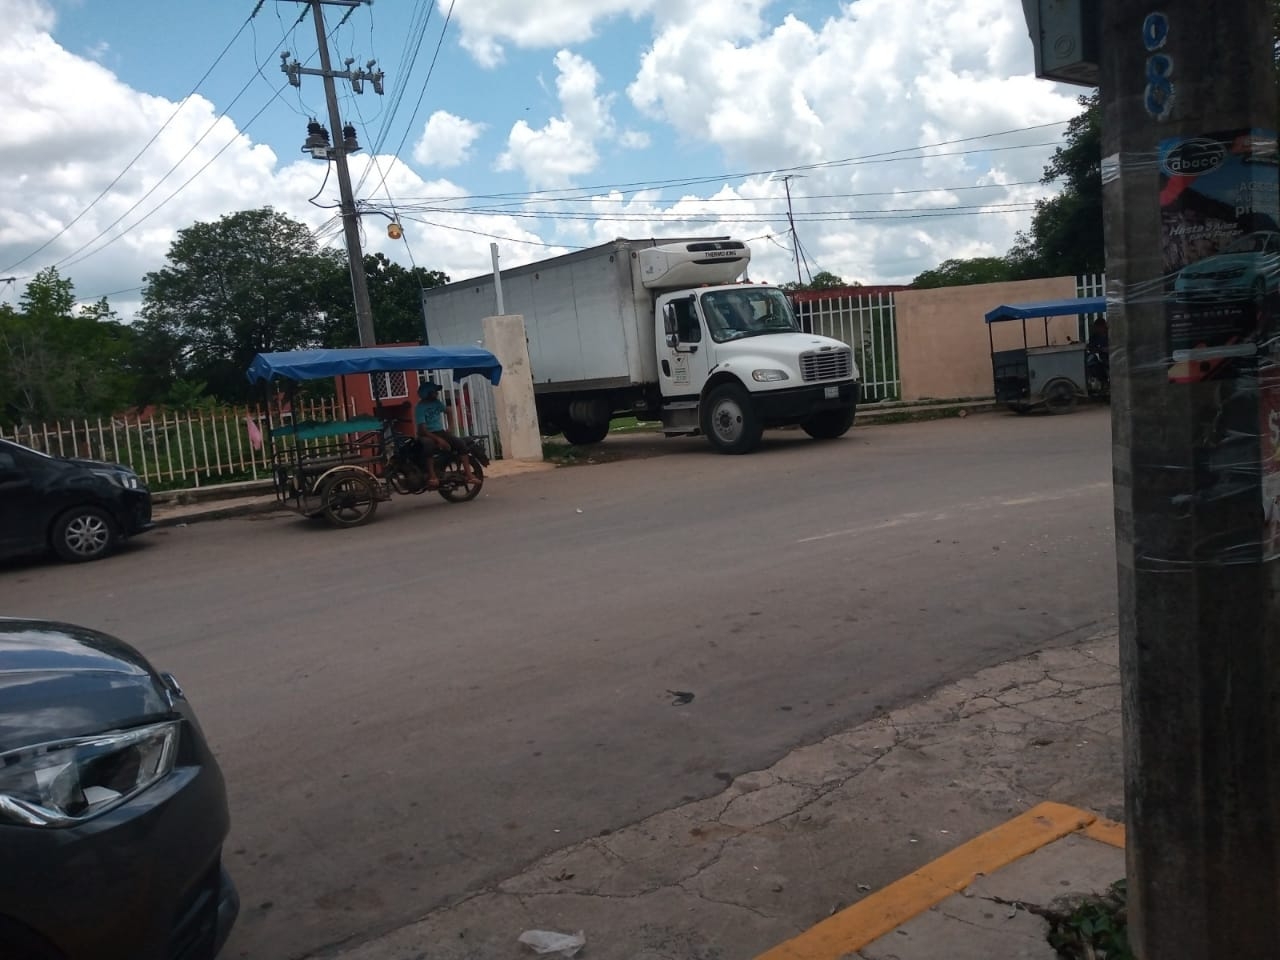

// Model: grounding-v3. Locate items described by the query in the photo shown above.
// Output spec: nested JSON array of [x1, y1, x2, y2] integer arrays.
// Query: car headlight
[[0, 721, 179, 827], [91, 469, 140, 489], [752, 369, 790, 382]]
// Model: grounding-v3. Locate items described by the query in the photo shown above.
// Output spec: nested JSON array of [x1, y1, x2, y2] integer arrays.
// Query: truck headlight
[[0, 721, 180, 827], [752, 369, 790, 382]]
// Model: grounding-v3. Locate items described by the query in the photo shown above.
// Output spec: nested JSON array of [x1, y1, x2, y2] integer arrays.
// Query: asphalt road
[[0, 410, 1118, 959]]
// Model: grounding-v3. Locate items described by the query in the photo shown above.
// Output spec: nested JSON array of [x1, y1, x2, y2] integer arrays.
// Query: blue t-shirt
[[415, 398, 446, 432]]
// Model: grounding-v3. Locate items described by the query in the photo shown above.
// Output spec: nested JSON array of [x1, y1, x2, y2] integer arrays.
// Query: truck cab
[[643, 244, 860, 453]]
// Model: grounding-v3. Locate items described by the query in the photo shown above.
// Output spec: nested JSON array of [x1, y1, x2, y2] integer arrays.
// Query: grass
[[1046, 880, 1134, 960]]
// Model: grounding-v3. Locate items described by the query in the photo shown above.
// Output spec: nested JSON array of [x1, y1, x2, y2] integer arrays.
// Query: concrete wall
[[896, 277, 1082, 401], [483, 315, 543, 461]]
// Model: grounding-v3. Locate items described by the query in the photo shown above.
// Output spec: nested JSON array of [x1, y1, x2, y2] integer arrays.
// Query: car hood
[[0, 619, 172, 753], [64, 456, 131, 472], [1179, 253, 1261, 276]]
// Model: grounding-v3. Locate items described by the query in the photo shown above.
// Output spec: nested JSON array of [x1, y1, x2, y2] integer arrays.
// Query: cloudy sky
[[0, 0, 1084, 321]]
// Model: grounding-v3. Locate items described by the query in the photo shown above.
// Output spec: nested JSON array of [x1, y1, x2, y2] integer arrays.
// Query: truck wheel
[[701, 383, 763, 454], [51, 506, 117, 562], [561, 419, 609, 445], [802, 407, 855, 440]]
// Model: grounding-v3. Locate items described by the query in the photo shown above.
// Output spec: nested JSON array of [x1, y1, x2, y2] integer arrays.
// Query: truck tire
[[561, 419, 609, 445], [801, 407, 855, 440], [701, 382, 763, 454]]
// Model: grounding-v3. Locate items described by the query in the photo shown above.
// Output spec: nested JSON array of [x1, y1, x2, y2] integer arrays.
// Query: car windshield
[[700, 288, 798, 342], [1224, 233, 1272, 254]]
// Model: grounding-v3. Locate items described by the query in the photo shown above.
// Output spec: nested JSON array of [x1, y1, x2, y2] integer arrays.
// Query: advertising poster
[[1262, 358, 1280, 562], [1160, 129, 1280, 383]]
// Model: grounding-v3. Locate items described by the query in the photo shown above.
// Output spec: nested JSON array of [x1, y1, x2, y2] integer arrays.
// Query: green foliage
[[1047, 879, 1133, 960], [315, 252, 449, 347], [782, 270, 855, 293], [139, 207, 346, 402], [912, 257, 1018, 289], [1008, 92, 1104, 279], [0, 268, 136, 426]]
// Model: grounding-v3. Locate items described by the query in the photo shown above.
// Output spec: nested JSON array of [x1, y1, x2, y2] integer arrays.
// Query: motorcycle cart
[[245, 345, 503, 527], [983, 296, 1108, 414]]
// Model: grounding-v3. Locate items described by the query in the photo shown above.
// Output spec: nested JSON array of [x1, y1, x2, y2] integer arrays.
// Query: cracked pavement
[[311, 631, 1123, 960]]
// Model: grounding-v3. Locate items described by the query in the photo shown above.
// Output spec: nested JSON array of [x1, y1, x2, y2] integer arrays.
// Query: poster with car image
[[1161, 129, 1280, 383], [1262, 357, 1280, 562]]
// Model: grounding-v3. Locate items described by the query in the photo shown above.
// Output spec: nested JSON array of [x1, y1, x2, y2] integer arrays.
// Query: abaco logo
[[1162, 139, 1227, 177]]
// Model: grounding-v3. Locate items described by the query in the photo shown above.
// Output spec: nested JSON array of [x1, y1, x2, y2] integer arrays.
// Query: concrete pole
[[491, 243, 506, 315], [311, 1, 376, 347], [1100, 3, 1280, 957], [482, 315, 543, 461]]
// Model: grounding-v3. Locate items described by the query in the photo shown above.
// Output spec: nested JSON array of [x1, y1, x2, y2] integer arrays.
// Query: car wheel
[[51, 506, 117, 562]]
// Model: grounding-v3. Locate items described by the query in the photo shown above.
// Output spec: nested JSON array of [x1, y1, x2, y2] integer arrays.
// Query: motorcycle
[[1085, 345, 1110, 400], [384, 431, 488, 502]]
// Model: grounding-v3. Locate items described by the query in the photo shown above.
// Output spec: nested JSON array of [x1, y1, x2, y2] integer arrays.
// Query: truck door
[[658, 295, 712, 399]]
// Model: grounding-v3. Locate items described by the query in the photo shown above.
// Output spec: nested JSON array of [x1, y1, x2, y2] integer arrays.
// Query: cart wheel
[[319, 473, 379, 528], [1043, 380, 1078, 415]]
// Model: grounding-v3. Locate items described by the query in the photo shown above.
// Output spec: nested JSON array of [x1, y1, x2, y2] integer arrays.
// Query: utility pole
[[774, 174, 805, 286], [1097, 3, 1279, 958], [280, 0, 384, 347]]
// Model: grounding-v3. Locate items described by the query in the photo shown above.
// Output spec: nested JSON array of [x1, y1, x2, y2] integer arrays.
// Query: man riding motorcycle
[[415, 381, 477, 487]]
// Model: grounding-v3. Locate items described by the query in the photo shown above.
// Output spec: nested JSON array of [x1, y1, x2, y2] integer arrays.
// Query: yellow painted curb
[[1081, 816, 1126, 848], [754, 802, 1097, 960]]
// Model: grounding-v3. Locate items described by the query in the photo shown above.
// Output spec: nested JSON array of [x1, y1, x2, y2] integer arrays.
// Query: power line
[[388, 121, 1072, 207], [1, 3, 263, 274]]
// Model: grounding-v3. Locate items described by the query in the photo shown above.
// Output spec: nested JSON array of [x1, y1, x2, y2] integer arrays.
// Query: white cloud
[[497, 50, 616, 188], [412, 111, 486, 168], [622, 0, 1079, 283], [452, 0, 648, 67]]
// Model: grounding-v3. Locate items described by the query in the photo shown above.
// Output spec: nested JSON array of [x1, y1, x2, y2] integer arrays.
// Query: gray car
[[0, 619, 238, 959]]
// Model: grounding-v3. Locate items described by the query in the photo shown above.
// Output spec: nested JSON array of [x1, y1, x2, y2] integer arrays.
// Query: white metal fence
[[794, 291, 901, 401], [0, 374, 499, 490]]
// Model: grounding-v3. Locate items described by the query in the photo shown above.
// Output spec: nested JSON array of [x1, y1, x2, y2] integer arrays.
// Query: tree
[[1007, 92, 1104, 278], [781, 270, 857, 293], [139, 208, 345, 402], [0, 268, 135, 425], [912, 257, 1018, 288], [315, 252, 449, 347]]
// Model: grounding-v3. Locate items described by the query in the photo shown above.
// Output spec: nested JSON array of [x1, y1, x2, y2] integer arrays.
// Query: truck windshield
[[700, 288, 799, 342]]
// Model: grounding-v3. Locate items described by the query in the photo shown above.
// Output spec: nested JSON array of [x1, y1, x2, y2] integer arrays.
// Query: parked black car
[[0, 619, 238, 959], [0, 438, 153, 563]]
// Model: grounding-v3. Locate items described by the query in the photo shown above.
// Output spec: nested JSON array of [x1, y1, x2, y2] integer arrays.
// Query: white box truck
[[422, 237, 860, 454]]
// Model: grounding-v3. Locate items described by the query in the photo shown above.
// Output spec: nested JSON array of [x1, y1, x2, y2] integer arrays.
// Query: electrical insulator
[[302, 119, 331, 155], [343, 123, 360, 153]]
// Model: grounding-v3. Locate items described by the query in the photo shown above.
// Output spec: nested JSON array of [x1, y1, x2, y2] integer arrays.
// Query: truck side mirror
[[662, 303, 679, 349]]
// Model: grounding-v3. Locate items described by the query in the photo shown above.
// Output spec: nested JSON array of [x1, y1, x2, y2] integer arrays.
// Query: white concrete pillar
[[482, 314, 543, 461]]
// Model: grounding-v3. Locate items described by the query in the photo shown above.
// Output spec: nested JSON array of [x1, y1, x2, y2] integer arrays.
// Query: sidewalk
[[307, 630, 1124, 960], [149, 458, 556, 527]]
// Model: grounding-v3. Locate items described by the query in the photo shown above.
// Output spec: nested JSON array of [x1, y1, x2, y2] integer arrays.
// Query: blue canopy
[[984, 296, 1107, 323], [246, 345, 502, 384]]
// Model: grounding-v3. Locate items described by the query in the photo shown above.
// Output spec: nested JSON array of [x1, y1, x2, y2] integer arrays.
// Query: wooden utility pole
[[1099, 2, 1280, 956], [281, 0, 384, 347]]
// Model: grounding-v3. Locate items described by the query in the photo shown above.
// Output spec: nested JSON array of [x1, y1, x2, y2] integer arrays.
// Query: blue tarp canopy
[[984, 296, 1107, 324], [246, 345, 503, 384]]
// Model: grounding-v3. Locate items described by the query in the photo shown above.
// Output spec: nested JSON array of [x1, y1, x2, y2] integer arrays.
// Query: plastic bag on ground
[[517, 929, 587, 957]]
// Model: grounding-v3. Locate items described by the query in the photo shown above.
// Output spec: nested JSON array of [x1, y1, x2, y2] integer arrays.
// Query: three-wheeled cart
[[246, 346, 503, 527], [984, 296, 1108, 414]]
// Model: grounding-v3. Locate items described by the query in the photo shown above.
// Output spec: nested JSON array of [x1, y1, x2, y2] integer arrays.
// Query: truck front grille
[[800, 348, 852, 382]]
